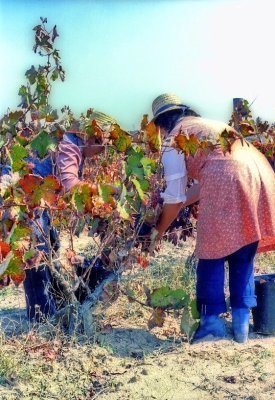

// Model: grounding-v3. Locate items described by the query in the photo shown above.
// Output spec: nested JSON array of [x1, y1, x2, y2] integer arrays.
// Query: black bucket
[[252, 274, 275, 335]]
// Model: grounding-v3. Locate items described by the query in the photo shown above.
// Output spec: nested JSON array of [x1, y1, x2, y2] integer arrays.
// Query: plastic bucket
[[252, 274, 275, 335]]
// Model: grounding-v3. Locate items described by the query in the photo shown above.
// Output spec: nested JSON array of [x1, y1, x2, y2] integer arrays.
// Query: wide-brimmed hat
[[89, 110, 117, 128], [68, 110, 117, 134], [151, 93, 187, 121]]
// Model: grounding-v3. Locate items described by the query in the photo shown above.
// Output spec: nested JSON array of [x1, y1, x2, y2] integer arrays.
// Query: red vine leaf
[[0, 242, 11, 259]]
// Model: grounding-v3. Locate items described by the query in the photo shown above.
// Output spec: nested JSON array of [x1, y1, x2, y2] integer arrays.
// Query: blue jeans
[[196, 241, 258, 316]]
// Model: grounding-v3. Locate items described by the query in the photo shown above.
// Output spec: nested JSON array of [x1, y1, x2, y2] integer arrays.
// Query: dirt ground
[[0, 238, 275, 400]]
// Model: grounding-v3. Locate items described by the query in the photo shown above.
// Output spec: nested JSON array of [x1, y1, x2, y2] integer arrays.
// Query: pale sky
[[0, 0, 274, 130]]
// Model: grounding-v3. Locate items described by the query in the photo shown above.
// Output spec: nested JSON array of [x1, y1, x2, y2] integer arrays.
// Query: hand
[[83, 136, 104, 158], [148, 228, 161, 255]]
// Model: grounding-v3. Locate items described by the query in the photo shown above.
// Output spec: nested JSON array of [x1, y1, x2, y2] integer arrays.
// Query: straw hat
[[68, 110, 117, 134], [152, 93, 187, 121], [89, 110, 117, 128]]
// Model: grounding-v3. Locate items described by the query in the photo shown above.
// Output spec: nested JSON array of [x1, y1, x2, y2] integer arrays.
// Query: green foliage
[[9, 144, 28, 172], [9, 225, 32, 249], [149, 287, 188, 309], [29, 130, 57, 158]]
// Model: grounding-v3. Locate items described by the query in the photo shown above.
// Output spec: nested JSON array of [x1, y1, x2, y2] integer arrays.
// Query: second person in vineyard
[[150, 93, 275, 343]]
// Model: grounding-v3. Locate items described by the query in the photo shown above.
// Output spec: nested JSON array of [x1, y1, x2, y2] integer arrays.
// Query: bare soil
[[0, 237, 274, 400]]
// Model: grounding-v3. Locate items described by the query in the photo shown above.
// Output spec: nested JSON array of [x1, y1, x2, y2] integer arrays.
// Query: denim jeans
[[196, 241, 259, 315]]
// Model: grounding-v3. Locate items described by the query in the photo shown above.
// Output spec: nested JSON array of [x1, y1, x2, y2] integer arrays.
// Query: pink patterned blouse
[[169, 117, 275, 259]]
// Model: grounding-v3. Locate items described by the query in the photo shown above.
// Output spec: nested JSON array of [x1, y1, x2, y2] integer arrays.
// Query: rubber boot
[[232, 308, 250, 343], [193, 315, 226, 341]]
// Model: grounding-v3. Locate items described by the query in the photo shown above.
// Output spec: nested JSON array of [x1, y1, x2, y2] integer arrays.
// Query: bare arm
[[185, 183, 200, 207], [155, 183, 200, 238]]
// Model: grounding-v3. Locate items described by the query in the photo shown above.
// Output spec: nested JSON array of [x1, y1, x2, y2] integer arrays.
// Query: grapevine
[[0, 19, 274, 340]]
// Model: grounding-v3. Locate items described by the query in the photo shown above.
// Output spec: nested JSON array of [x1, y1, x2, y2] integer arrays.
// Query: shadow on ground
[[0, 308, 30, 336], [96, 327, 179, 357]]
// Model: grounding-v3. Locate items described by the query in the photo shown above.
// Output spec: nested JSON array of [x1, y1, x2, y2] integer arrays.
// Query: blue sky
[[0, 0, 274, 129]]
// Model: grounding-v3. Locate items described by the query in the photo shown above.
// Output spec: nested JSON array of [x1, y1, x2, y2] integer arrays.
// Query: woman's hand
[[83, 136, 104, 158], [148, 227, 162, 255]]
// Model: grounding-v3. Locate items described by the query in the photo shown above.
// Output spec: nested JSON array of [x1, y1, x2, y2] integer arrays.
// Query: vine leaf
[[174, 133, 200, 156], [9, 225, 32, 249], [148, 308, 165, 329], [0, 242, 11, 259], [9, 144, 28, 172], [98, 184, 116, 203], [110, 125, 132, 152], [190, 298, 200, 320], [140, 157, 156, 176], [4, 252, 26, 284], [19, 174, 61, 206], [140, 114, 148, 130], [116, 202, 130, 220], [71, 183, 97, 213], [239, 122, 255, 137], [180, 308, 199, 341], [149, 287, 187, 310], [25, 65, 37, 85], [132, 178, 146, 201], [19, 174, 43, 194], [145, 122, 161, 152], [29, 130, 57, 158], [52, 25, 59, 41], [126, 152, 144, 180]]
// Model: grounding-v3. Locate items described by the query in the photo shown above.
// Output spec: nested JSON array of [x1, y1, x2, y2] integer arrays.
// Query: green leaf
[[132, 178, 145, 200], [23, 249, 35, 262], [51, 68, 59, 81], [140, 157, 157, 176], [127, 165, 144, 180], [5, 254, 25, 279], [117, 202, 130, 220], [9, 144, 28, 172], [98, 184, 114, 203], [190, 298, 200, 320], [29, 130, 57, 158], [6, 111, 24, 125], [138, 179, 149, 191], [71, 184, 92, 212], [72, 191, 84, 212], [25, 65, 37, 85], [180, 308, 199, 340], [10, 225, 31, 249], [125, 151, 145, 179], [150, 287, 187, 309]]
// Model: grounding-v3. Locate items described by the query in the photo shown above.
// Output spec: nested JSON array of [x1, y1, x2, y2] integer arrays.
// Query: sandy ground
[[0, 286, 274, 400], [0, 236, 275, 400]]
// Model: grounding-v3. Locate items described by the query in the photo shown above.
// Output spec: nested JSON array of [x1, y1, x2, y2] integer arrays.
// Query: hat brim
[[151, 104, 186, 122]]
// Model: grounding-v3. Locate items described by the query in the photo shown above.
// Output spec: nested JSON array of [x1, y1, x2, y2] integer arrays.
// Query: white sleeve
[[161, 148, 187, 204]]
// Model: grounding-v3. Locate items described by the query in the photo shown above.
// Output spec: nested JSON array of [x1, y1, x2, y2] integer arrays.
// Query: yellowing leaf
[[145, 122, 161, 152], [174, 133, 200, 156], [116, 202, 130, 220], [140, 114, 148, 130]]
